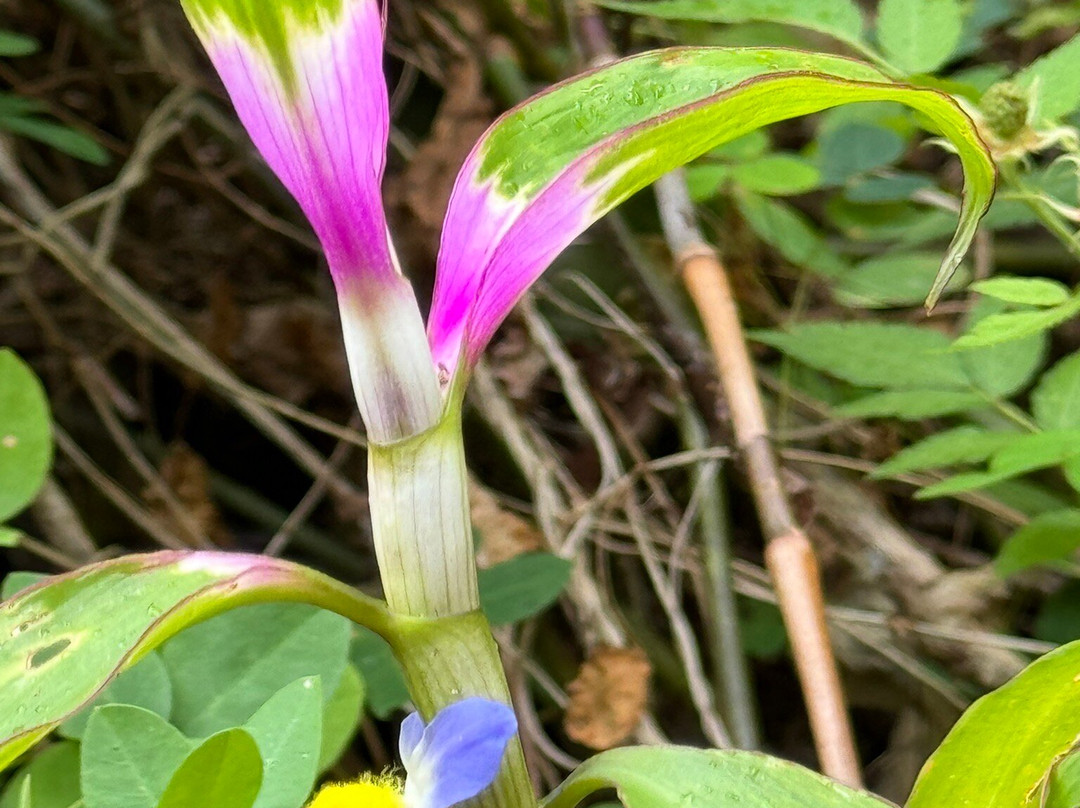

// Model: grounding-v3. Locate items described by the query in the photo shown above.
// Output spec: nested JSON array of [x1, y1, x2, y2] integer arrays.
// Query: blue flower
[[401, 697, 518, 808], [307, 697, 517, 808]]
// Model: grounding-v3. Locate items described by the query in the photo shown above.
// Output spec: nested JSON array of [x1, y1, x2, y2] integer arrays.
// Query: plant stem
[[390, 611, 536, 808], [368, 414, 536, 807], [655, 172, 862, 787], [367, 411, 478, 617], [675, 404, 760, 749], [1000, 161, 1080, 264]]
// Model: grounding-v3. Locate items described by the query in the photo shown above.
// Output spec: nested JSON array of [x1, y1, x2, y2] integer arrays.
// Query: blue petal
[[402, 697, 517, 808], [400, 711, 426, 766]]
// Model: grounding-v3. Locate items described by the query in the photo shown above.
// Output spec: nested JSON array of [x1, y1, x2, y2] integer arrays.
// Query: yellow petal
[[308, 777, 405, 808]]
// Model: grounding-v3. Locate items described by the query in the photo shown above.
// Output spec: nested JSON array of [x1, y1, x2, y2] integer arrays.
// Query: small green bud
[[980, 81, 1030, 140]]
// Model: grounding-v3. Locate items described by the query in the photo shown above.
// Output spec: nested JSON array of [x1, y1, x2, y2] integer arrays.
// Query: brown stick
[[675, 221, 862, 787]]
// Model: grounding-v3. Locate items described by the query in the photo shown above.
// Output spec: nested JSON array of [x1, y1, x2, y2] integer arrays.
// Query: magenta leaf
[[429, 47, 996, 385]]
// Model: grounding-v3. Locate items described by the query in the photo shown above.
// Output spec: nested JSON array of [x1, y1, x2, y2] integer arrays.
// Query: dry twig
[[654, 171, 861, 785]]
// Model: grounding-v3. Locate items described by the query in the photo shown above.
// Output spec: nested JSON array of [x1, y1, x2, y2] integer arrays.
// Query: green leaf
[[915, 469, 1017, 499], [1033, 351, 1080, 431], [959, 298, 1047, 397], [873, 427, 1018, 478], [542, 746, 892, 808], [907, 639, 1080, 808], [735, 193, 850, 278], [834, 252, 968, 308], [1046, 750, 1080, 808], [876, 0, 964, 74], [1063, 457, 1080, 495], [0, 350, 52, 523], [817, 122, 905, 185], [160, 603, 350, 737], [837, 390, 985, 420], [843, 172, 935, 203], [0, 32, 39, 57], [988, 479, 1074, 520], [244, 677, 322, 808], [989, 431, 1080, 476], [0, 551, 390, 772], [730, 154, 821, 196], [685, 164, 731, 201], [0, 742, 80, 808], [752, 322, 970, 389], [971, 276, 1072, 307], [1034, 582, 1080, 645], [739, 598, 787, 660], [960, 335, 1045, 398], [918, 431, 1080, 498], [594, 0, 868, 51], [996, 511, 1080, 577], [60, 651, 173, 740], [1016, 34, 1080, 122], [828, 197, 954, 245], [711, 130, 769, 161], [460, 47, 996, 319], [0, 94, 43, 117], [155, 729, 262, 808], [81, 706, 196, 808], [350, 630, 409, 720], [952, 300, 1080, 349], [11, 781, 27, 808], [318, 664, 364, 773], [0, 571, 46, 600], [479, 553, 572, 626], [0, 528, 20, 548], [0, 116, 109, 166]]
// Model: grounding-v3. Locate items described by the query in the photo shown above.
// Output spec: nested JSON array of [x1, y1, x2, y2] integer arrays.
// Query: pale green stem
[[367, 411, 478, 617], [367, 411, 537, 808]]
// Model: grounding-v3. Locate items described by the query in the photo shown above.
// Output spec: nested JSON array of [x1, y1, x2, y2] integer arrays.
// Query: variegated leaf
[[429, 47, 995, 384], [0, 551, 389, 771]]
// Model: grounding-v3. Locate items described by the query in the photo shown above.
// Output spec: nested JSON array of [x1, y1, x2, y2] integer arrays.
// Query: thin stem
[[675, 406, 760, 749], [1000, 161, 1080, 263], [655, 172, 862, 786], [986, 394, 1040, 433]]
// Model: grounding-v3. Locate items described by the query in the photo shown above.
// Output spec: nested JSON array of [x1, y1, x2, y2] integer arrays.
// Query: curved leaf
[[428, 47, 995, 382], [541, 746, 894, 808], [156, 728, 262, 808], [0, 551, 390, 772], [907, 639, 1080, 808]]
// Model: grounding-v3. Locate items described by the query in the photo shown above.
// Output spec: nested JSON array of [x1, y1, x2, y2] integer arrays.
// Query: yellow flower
[[308, 774, 405, 808]]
